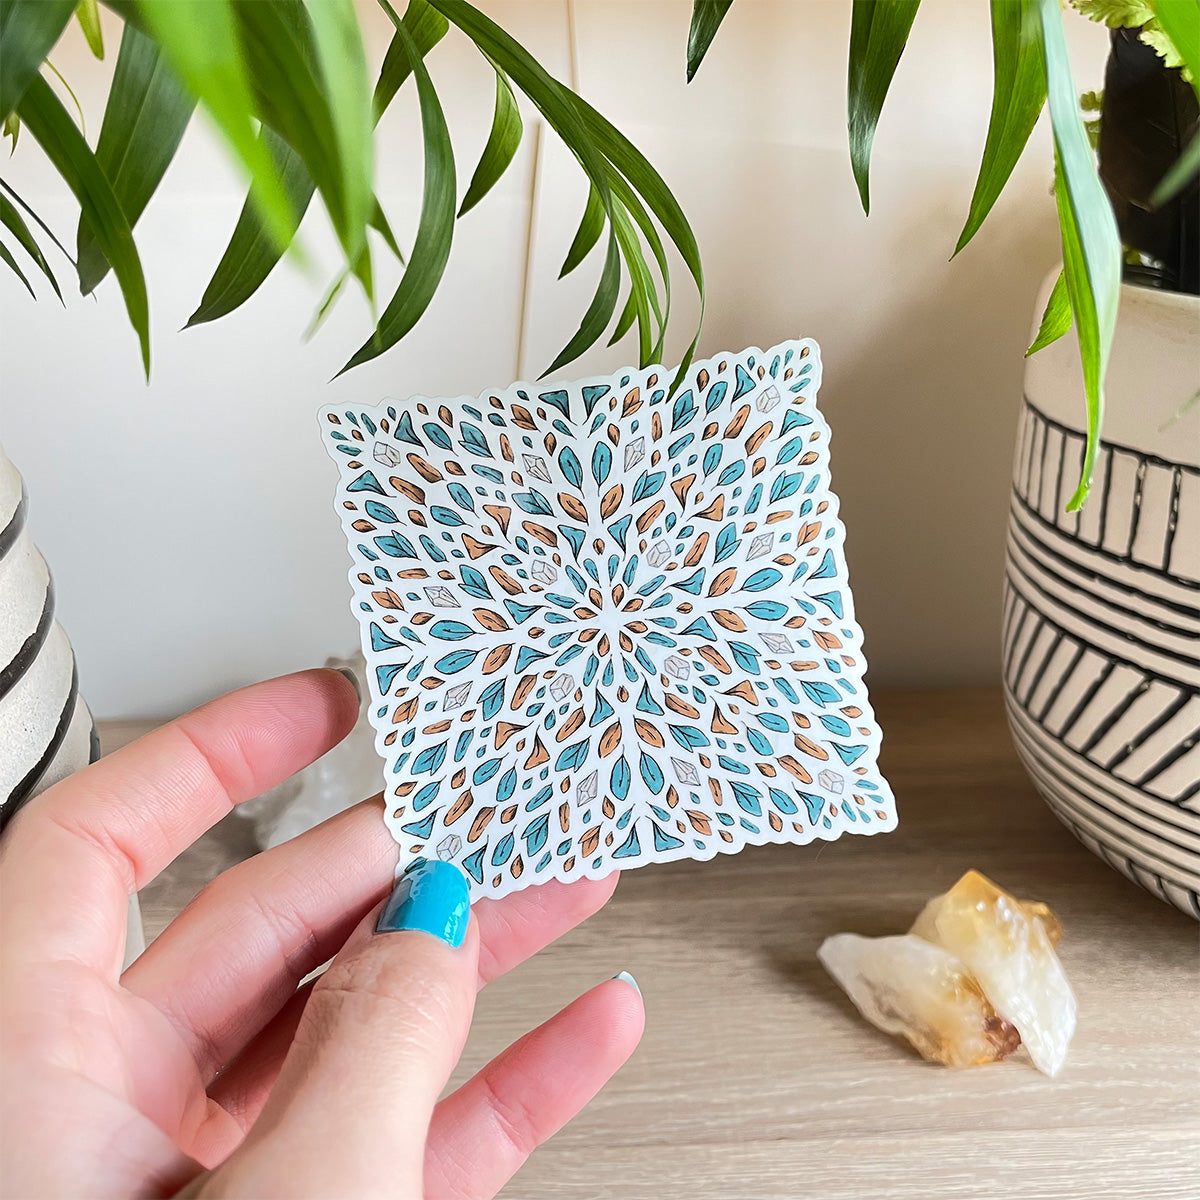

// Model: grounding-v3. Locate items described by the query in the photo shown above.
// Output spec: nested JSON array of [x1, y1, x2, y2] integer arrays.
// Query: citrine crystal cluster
[[819, 870, 1076, 1074]]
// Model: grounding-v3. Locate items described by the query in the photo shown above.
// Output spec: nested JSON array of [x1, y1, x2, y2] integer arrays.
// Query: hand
[[0, 669, 643, 1198]]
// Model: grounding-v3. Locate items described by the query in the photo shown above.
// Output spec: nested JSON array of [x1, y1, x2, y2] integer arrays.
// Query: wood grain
[[101, 689, 1200, 1200]]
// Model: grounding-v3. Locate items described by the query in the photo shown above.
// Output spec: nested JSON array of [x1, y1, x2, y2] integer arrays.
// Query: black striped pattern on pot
[[1003, 398, 1200, 918], [0, 447, 96, 829]]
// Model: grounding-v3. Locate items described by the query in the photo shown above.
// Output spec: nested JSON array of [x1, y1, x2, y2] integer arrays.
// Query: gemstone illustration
[[374, 441, 402, 467], [436, 833, 463, 861], [818, 767, 845, 795], [424, 585, 458, 607]]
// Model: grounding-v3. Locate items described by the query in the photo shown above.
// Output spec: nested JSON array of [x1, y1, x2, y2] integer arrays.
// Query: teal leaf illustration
[[446, 482, 476, 512], [591, 441, 612, 485], [431, 621, 474, 641], [743, 568, 783, 591], [479, 679, 506, 718], [729, 641, 761, 673], [459, 421, 492, 456], [370, 623, 401, 650], [671, 388, 698, 431], [639, 752, 664, 794], [554, 738, 591, 772], [559, 446, 583, 488], [497, 767, 518, 803], [769, 472, 802, 501], [375, 532, 418, 557], [769, 788, 799, 815], [365, 499, 400, 523], [669, 724, 709, 750], [757, 712, 790, 733], [412, 742, 447, 774], [732, 781, 762, 816], [522, 812, 549, 856], [376, 663, 404, 694], [631, 470, 665, 501], [801, 680, 841, 707], [746, 600, 788, 621], [412, 781, 441, 811], [613, 824, 642, 859], [434, 648, 480, 673], [714, 522, 740, 562], [652, 822, 684, 852], [514, 490, 553, 515], [610, 755, 631, 801]]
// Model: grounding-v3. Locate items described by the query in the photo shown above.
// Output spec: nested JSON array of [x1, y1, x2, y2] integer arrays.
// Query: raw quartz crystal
[[911, 870, 1076, 1076], [819, 870, 1075, 1075], [817, 934, 1022, 1069]]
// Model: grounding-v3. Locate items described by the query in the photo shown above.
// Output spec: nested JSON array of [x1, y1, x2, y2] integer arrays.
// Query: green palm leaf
[[232, 0, 366, 269], [135, 0, 296, 250], [560, 183, 604, 278], [1038, 0, 1123, 510], [76, 21, 195, 295], [18, 73, 150, 373], [847, 0, 922, 215], [568, 91, 704, 387], [76, 0, 103, 58], [191, 0, 442, 328], [956, 0, 1046, 255], [374, 0, 448, 119], [0, 177, 74, 263], [1, 191, 63, 300], [1025, 269, 1071, 356], [1148, 0, 1200, 203], [339, 7, 454, 373], [0, 237, 35, 296], [544, 230, 622, 376], [302, 0, 374, 266], [0, 0, 76, 119], [424, 0, 624, 373], [458, 66, 521, 217], [186, 129, 313, 327], [686, 0, 733, 82]]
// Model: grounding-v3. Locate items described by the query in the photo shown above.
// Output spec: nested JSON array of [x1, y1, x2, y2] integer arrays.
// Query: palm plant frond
[[0, 0, 703, 385]]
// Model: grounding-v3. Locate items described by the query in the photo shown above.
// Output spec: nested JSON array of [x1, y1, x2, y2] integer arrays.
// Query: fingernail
[[376, 859, 470, 947], [612, 970, 641, 995], [336, 667, 362, 701]]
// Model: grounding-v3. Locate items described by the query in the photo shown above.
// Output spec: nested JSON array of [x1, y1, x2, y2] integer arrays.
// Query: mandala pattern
[[321, 340, 896, 899]]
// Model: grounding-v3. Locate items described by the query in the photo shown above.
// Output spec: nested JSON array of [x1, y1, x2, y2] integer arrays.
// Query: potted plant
[[686, 0, 1200, 915]]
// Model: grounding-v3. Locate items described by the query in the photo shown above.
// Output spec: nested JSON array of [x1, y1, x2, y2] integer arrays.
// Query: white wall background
[[0, 0, 1110, 719]]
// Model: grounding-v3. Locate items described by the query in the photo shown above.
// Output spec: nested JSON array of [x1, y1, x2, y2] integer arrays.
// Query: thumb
[[204, 860, 476, 1199]]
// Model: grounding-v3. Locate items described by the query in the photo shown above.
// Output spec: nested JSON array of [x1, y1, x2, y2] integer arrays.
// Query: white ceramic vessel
[[1, 446, 144, 958], [0, 444, 97, 819], [1003, 269, 1200, 918]]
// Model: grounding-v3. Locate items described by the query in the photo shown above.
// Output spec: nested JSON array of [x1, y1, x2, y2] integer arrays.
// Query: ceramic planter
[[1, 446, 144, 959], [1, 444, 97, 821], [1003, 269, 1200, 918]]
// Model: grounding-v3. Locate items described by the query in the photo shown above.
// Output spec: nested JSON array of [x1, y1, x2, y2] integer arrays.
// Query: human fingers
[[203, 873, 620, 1128], [194, 861, 477, 1199], [424, 975, 645, 1200], [128, 789, 618, 1083], [0, 669, 358, 974]]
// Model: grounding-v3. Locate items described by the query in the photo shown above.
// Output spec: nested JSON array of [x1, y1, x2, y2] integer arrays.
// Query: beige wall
[[0, 0, 1109, 717]]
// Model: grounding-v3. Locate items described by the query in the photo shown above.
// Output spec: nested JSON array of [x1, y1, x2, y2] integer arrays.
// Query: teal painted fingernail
[[336, 666, 361, 700], [612, 970, 641, 995], [376, 860, 470, 947]]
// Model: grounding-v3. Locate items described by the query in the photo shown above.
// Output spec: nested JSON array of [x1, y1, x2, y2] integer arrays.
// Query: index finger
[[0, 668, 358, 974]]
